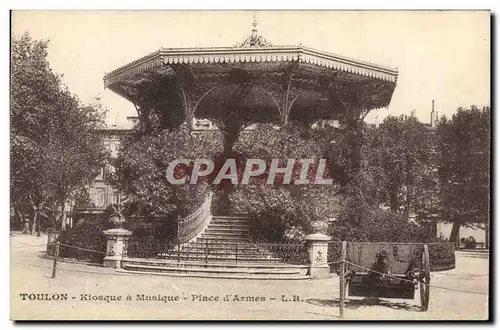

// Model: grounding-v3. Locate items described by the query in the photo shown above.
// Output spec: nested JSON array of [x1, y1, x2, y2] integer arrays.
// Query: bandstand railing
[[177, 192, 213, 244], [253, 241, 309, 265]]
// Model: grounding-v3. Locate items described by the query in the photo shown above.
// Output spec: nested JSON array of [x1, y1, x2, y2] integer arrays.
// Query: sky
[[11, 10, 490, 127]]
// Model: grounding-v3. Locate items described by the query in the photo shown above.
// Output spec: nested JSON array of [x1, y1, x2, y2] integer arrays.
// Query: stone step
[[116, 268, 311, 280], [123, 258, 307, 269], [213, 212, 250, 217], [165, 249, 267, 257], [158, 250, 275, 259], [180, 255, 269, 261], [211, 216, 250, 219], [201, 232, 248, 238], [207, 222, 249, 229], [155, 253, 282, 262], [175, 252, 268, 259], [210, 218, 249, 224], [182, 244, 259, 251], [122, 263, 302, 275], [198, 236, 250, 241], [202, 233, 248, 238], [185, 241, 257, 247], [183, 244, 259, 251], [204, 228, 249, 234], [208, 221, 249, 229]]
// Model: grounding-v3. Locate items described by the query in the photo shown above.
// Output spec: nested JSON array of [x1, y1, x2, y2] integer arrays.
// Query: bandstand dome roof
[[103, 19, 399, 124], [104, 44, 398, 88]]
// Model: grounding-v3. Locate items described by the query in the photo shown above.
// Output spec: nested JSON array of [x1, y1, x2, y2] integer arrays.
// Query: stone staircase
[[120, 215, 310, 279]]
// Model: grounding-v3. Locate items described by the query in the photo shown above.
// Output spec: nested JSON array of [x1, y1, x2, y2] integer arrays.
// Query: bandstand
[[102, 19, 399, 279]]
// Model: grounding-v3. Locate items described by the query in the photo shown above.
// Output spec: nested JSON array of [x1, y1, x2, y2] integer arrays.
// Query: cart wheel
[[420, 244, 430, 311]]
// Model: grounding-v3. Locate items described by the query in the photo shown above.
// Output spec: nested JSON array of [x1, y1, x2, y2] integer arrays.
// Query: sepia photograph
[[9, 10, 490, 321]]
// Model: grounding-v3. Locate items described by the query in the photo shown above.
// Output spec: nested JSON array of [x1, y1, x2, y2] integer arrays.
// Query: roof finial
[[252, 14, 258, 33], [236, 13, 272, 48]]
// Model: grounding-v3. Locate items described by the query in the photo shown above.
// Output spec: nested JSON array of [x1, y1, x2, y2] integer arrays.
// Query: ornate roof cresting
[[103, 15, 399, 87], [236, 15, 273, 48]]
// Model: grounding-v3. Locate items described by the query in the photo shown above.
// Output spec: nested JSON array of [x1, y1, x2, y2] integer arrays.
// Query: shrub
[[230, 183, 339, 242], [229, 123, 341, 242], [329, 192, 429, 243], [110, 128, 222, 217], [327, 241, 343, 272], [429, 243, 456, 271], [230, 185, 306, 242], [54, 207, 114, 264]]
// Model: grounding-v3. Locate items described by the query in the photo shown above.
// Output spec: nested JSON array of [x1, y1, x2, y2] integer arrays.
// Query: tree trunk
[[484, 221, 489, 249], [59, 200, 66, 231], [389, 190, 399, 213], [31, 211, 38, 236], [345, 122, 362, 179], [222, 126, 239, 157], [18, 210, 29, 234], [449, 222, 460, 246], [34, 211, 41, 237]]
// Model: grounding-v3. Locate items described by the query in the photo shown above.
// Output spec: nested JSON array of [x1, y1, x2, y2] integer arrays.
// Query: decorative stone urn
[[311, 219, 329, 233], [109, 214, 126, 228], [305, 232, 332, 279]]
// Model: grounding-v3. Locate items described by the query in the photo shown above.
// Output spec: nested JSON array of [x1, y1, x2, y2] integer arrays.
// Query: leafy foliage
[[319, 115, 441, 244], [320, 123, 365, 187], [55, 206, 114, 264], [428, 243, 456, 271], [109, 128, 223, 217], [11, 32, 108, 232], [231, 123, 340, 240], [436, 106, 490, 241], [331, 202, 431, 243], [362, 115, 434, 215]]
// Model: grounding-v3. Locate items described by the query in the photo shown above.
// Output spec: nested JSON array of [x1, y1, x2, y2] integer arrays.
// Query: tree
[[109, 128, 223, 217], [11, 32, 108, 233], [436, 106, 490, 243], [363, 115, 433, 217], [318, 114, 439, 242]]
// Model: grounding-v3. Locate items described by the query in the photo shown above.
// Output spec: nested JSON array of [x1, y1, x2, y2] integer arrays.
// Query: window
[[95, 189, 105, 208], [95, 167, 105, 180], [109, 142, 119, 158]]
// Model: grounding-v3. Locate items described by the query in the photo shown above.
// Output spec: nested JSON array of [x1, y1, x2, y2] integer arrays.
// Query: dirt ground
[[10, 233, 489, 320]]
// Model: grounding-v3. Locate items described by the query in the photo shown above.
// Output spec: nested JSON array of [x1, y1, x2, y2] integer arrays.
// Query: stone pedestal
[[305, 232, 331, 279], [103, 228, 132, 269]]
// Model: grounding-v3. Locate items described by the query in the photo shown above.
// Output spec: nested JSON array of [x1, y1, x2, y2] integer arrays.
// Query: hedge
[[47, 210, 112, 265], [428, 243, 456, 271], [55, 232, 107, 265]]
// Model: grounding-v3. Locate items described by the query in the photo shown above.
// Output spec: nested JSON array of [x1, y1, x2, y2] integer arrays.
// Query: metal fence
[[177, 193, 213, 243], [125, 236, 309, 265], [46, 233, 107, 265], [327, 241, 343, 272], [125, 236, 173, 259], [253, 241, 309, 265]]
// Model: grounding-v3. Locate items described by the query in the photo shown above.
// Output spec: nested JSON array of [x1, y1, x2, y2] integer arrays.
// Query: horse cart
[[338, 241, 431, 314]]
